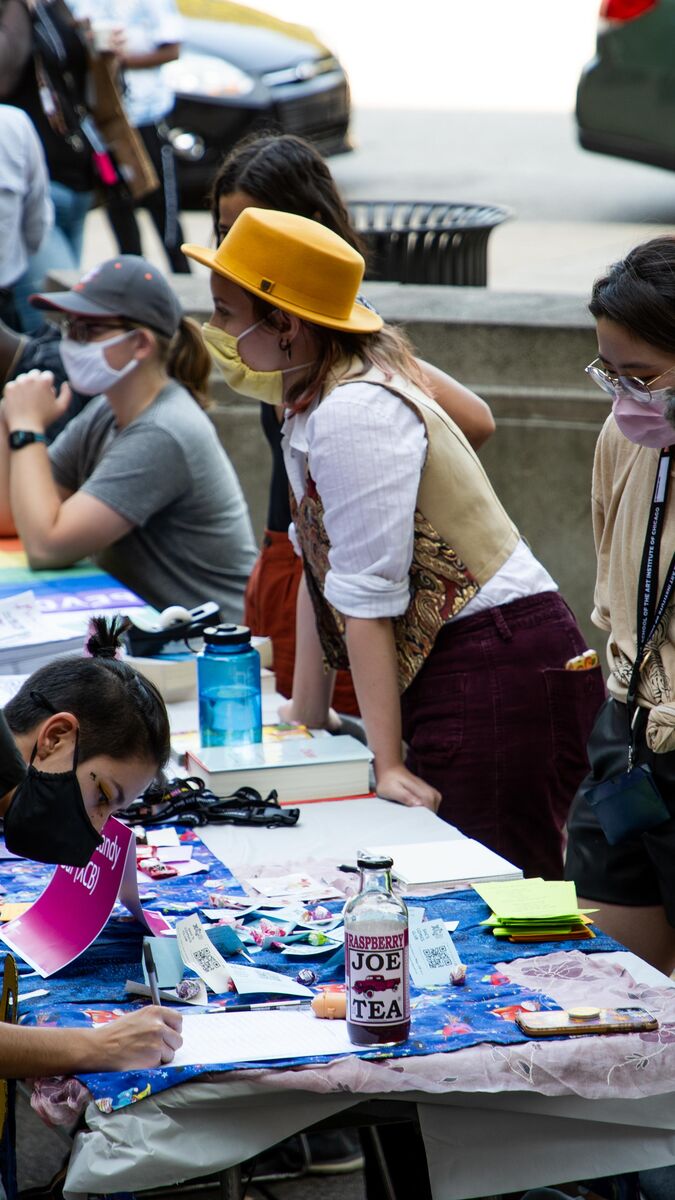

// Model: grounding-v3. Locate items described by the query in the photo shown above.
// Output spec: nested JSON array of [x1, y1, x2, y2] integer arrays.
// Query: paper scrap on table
[[226, 961, 313, 998], [148, 828, 180, 848], [171, 1008, 355, 1069], [156, 846, 193, 864], [281, 942, 341, 958], [172, 860, 208, 878], [407, 907, 426, 928], [245, 873, 342, 901], [142, 937, 184, 989], [408, 918, 461, 987], [125, 979, 209, 1006], [176, 914, 231, 993]]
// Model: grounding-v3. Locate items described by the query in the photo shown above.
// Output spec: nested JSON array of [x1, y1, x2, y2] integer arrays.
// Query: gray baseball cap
[[30, 255, 183, 339]]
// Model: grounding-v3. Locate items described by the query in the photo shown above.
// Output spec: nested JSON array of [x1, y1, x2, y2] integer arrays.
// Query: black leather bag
[[580, 699, 670, 845]]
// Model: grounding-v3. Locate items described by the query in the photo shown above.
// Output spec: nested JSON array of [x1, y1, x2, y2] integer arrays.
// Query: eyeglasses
[[60, 318, 131, 344], [585, 357, 675, 405]]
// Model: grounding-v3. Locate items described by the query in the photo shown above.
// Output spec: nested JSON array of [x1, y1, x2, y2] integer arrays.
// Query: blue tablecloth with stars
[[0, 829, 625, 1114]]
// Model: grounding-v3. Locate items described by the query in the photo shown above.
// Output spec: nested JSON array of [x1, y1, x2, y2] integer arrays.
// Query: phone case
[[516, 1006, 658, 1037]]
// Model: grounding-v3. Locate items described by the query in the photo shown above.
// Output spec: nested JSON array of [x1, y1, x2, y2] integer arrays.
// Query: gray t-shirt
[[49, 382, 257, 621]]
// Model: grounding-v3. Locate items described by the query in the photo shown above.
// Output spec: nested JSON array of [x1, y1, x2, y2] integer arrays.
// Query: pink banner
[[0, 817, 170, 976]]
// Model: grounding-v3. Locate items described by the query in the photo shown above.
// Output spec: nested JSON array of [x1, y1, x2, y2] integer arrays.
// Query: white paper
[[226, 961, 313, 998], [149, 828, 181, 848], [157, 846, 193, 863], [281, 942, 341, 958], [408, 918, 461, 987], [172, 860, 208, 878], [176, 915, 231, 994], [245, 873, 342, 901], [171, 1008, 356, 1068]]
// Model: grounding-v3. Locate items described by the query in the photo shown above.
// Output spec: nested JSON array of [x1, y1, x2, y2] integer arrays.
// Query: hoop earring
[[279, 336, 292, 360]]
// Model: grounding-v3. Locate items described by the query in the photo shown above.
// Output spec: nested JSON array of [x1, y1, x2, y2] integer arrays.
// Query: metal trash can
[[346, 201, 512, 287]]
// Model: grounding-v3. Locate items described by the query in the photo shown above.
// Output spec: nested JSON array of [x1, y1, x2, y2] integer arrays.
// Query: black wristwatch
[[8, 431, 47, 451]]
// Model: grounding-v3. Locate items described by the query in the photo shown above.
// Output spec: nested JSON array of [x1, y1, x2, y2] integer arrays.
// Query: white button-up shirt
[[283, 380, 557, 621], [0, 105, 52, 289]]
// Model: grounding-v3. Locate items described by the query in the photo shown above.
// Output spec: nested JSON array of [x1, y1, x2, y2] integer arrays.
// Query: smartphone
[[516, 1006, 658, 1037]]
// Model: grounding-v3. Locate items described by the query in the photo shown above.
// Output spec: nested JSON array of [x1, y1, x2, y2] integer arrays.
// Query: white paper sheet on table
[[171, 1008, 356, 1068]]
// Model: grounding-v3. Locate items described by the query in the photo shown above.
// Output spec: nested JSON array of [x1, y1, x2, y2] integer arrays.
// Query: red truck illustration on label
[[353, 973, 401, 997], [345, 930, 409, 1026]]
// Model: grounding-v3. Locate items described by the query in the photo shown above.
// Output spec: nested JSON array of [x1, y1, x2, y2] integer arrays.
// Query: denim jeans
[[13, 182, 93, 333]]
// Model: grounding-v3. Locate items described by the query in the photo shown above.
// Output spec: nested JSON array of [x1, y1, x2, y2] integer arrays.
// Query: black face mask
[[4, 737, 104, 867]]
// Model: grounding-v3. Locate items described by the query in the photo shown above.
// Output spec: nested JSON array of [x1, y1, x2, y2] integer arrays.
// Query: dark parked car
[[576, 0, 675, 172], [165, 0, 351, 206]]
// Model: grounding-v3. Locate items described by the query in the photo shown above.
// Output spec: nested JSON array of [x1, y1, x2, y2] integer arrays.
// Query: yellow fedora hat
[[182, 207, 382, 334]]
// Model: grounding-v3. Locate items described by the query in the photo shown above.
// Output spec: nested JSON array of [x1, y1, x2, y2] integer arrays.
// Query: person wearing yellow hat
[[183, 209, 604, 878], [208, 135, 496, 720]]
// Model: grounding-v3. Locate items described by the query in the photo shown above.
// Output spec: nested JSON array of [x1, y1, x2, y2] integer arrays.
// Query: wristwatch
[[8, 431, 47, 451]]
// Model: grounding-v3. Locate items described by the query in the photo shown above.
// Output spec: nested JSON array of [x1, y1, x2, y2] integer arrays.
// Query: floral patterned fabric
[[0, 835, 624, 1119]]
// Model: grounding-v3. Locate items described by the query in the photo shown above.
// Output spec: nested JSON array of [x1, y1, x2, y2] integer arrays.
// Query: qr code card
[[409, 918, 461, 987]]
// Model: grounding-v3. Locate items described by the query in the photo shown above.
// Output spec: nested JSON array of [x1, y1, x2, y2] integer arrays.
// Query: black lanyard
[[627, 447, 675, 740]]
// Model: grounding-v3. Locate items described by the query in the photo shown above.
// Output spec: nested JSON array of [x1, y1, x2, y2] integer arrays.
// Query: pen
[[222, 999, 311, 1013], [143, 941, 161, 1007]]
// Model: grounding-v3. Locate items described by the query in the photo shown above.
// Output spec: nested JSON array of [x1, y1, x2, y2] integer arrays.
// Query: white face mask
[[202, 319, 311, 406], [60, 331, 138, 397]]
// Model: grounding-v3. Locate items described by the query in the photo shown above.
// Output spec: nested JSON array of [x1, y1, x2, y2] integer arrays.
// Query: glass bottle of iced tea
[[344, 853, 410, 1046]]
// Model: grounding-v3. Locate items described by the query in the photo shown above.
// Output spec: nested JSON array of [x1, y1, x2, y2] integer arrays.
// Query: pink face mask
[[612, 388, 675, 449]]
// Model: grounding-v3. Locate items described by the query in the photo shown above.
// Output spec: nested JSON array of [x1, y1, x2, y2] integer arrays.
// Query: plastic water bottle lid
[[203, 624, 252, 646]]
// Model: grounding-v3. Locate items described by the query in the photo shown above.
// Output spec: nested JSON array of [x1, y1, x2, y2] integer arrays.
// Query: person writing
[[0, 616, 182, 1073], [209, 132, 496, 708], [183, 209, 604, 879], [566, 235, 675, 974], [0, 254, 257, 620]]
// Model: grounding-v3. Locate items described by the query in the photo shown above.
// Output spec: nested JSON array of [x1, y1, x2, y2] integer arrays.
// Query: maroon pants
[[401, 592, 605, 879]]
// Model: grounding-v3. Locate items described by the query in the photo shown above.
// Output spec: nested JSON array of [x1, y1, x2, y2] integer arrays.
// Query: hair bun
[[85, 614, 131, 660]]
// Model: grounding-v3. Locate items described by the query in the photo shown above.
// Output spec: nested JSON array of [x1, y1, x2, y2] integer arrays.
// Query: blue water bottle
[[197, 624, 262, 747]]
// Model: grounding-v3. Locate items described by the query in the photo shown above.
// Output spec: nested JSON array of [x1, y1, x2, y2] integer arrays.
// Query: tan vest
[[293, 363, 519, 692]]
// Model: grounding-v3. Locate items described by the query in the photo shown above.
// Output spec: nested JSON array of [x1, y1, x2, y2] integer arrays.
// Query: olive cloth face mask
[[4, 737, 103, 867], [202, 320, 311, 406]]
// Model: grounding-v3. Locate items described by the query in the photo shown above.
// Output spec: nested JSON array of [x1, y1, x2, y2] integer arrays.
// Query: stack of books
[[186, 734, 372, 804], [474, 878, 595, 942]]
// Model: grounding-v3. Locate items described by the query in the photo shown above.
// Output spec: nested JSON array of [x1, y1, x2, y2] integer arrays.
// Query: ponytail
[[158, 317, 212, 409], [5, 615, 170, 768]]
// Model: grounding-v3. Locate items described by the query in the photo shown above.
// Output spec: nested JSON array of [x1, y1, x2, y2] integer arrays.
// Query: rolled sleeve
[[308, 385, 426, 619]]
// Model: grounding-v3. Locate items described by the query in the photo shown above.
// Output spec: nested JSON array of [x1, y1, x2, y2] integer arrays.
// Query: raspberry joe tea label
[[345, 927, 410, 1028]]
